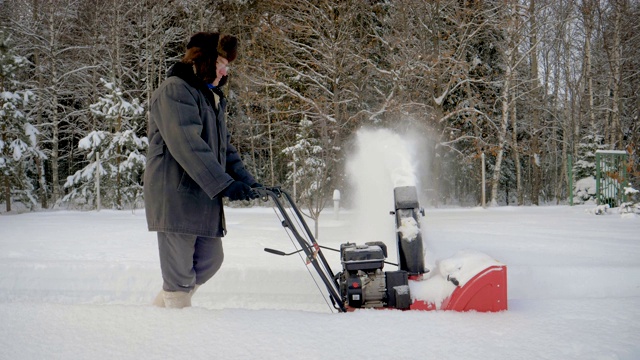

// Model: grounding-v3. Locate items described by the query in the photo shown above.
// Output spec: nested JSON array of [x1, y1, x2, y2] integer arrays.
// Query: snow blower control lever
[[265, 239, 399, 267]]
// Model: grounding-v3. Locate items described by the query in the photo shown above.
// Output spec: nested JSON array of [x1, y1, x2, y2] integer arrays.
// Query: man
[[144, 32, 260, 308]]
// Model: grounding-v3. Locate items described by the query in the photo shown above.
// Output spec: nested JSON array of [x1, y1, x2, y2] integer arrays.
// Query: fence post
[[333, 189, 341, 220], [595, 152, 601, 206], [481, 152, 486, 208], [96, 151, 101, 212]]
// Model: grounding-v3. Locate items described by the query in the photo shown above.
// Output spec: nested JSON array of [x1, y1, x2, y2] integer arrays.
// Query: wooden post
[[481, 152, 486, 208], [568, 154, 573, 206], [96, 151, 101, 212], [333, 189, 341, 220]]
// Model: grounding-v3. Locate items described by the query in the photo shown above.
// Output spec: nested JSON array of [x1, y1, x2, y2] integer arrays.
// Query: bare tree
[[598, 0, 625, 149], [2, 0, 638, 211], [528, 0, 543, 205], [241, 0, 377, 236]]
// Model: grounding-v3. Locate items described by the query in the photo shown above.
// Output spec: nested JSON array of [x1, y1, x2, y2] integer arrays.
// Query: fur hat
[[186, 32, 238, 62], [182, 32, 238, 85]]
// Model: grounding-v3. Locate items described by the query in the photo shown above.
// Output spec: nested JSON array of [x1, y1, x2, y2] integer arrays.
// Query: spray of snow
[[346, 128, 420, 250], [348, 128, 418, 187]]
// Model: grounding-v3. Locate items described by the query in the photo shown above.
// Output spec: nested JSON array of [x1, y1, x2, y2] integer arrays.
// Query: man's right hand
[[222, 181, 257, 201]]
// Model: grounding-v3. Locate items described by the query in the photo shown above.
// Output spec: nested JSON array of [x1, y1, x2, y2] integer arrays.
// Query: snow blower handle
[[254, 186, 347, 313], [253, 186, 282, 200]]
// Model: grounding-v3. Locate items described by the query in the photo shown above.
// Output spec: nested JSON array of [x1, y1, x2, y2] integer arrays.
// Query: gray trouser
[[157, 232, 224, 292]]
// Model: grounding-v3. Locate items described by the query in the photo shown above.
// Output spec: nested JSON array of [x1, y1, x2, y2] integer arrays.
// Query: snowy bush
[[585, 204, 610, 215], [619, 186, 640, 215], [573, 176, 596, 204], [584, 186, 639, 216]]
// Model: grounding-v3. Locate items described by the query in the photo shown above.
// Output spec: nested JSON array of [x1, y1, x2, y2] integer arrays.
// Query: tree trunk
[[33, 0, 48, 209], [1, 122, 10, 212], [266, 88, 275, 186], [609, 2, 622, 148], [529, 0, 542, 205], [48, 9, 61, 204], [583, 0, 596, 130], [511, 98, 522, 205], [3, 174, 10, 212], [556, 41, 568, 204], [490, 58, 510, 206]]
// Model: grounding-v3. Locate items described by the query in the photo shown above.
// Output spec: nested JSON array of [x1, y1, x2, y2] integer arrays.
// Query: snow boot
[[153, 290, 166, 307], [191, 284, 200, 298], [163, 290, 192, 309], [153, 285, 200, 308]]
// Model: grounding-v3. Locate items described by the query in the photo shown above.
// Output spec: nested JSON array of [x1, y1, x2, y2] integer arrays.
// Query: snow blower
[[257, 186, 507, 313]]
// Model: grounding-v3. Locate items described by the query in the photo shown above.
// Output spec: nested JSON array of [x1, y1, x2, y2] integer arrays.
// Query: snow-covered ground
[[1, 204, 639, 360], [2, 128, 639, 359]]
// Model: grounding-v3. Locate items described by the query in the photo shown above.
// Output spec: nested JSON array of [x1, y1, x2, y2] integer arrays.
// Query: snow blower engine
[[338, 242, 411, 309]]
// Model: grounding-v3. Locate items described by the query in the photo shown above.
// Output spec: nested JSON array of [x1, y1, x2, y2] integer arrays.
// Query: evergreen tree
[[0, 31, 44, 211], [573, 125, 608, 203], [62, 78, 146, 209], [282, 118, 331, 237]]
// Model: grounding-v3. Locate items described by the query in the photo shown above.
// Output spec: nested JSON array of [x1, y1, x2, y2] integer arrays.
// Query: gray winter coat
[[143, 62, 255, 237]]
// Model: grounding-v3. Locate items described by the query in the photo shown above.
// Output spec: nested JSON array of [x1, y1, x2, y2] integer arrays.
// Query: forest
[[0, 0, 638, 213]]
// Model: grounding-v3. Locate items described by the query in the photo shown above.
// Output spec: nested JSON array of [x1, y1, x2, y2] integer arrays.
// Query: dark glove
[[223, 181, 257, 201], [250, 182, 263, 188]]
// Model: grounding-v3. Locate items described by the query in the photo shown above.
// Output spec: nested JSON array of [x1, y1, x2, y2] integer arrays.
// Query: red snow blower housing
[[257, 186, 507, 313]]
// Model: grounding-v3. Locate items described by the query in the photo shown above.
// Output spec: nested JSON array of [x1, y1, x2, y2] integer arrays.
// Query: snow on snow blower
[[256, 186, 507, 313]]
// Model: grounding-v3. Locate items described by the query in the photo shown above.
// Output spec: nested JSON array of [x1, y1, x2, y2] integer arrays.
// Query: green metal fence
[[595, 150, 629, 208]]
